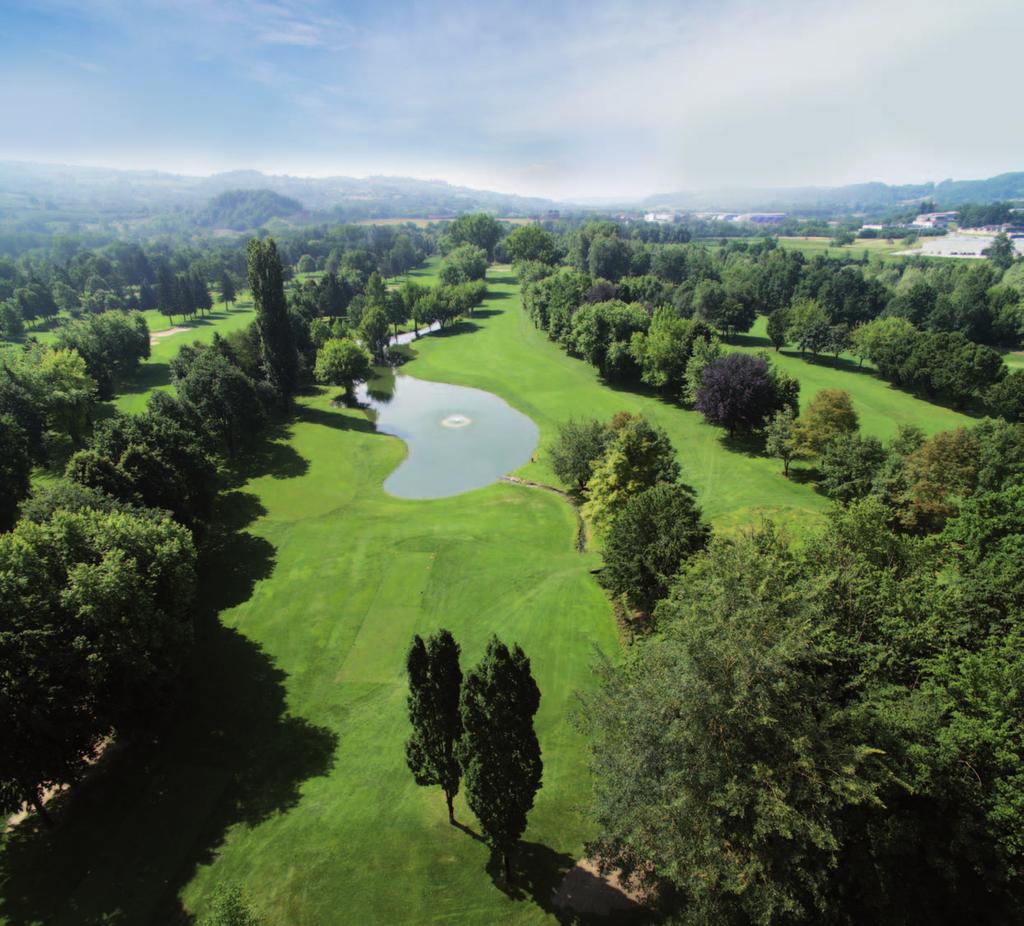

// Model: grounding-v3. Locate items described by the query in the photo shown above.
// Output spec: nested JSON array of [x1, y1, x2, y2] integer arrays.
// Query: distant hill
[[641, 172, 1024, 215], [197, 189, 304, 229], [0, 161, 565, 231]]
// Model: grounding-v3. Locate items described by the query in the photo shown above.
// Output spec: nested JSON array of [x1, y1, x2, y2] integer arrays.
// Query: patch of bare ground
[[553, 858, 646, 918]]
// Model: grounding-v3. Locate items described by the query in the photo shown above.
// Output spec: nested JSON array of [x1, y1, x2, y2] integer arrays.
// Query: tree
[[547, 417, 611, 493], [174, 348, 266, 455], [849, 316, 919, 378], [796, 388, 858, 456], [219, 270, 237, 308], [405, 630, 463, 824], [695, 353, 780, 435], [0, 300, 23, 339], [693, 280, 754, 335], [582, 528, 887, 925], [191, 269, 213, 316], [439, 243, 488, 286], [767, 307, 788, 350], [505, 224, 558, 265], [444, 213, 503, 259], [989, 369, 1024, 422], [819, 432, 887, 504], [0, 415, 30, 530], [247, 237, 298, 400], [983, 233, 1016, 271], [600, 482, 710, 613], [458, 637, 542, 881], [681, 334, 724, 406], [583, 414, 680, 528], [0, 506, 196, 821], [359, 306, 390, 363], [587, 235, 631, 282], [54, 310, 150, 400], [314, 338, 372, 401], [787, 298, 831, 358], [764, 407, 807, 477], [629, 312, 710, 393]]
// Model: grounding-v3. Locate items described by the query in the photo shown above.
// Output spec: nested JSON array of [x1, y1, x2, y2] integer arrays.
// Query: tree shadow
[[294, 402, 378, 434], [720, 430, 766, 458], [483, 841, 653, 926], [0, 498, 338, 926], [116, 361, 172, 398], [225, 422, 310, 484]]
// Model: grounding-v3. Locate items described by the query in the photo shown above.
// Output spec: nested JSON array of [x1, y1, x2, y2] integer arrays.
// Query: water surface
[[356, 373, 538, 498]]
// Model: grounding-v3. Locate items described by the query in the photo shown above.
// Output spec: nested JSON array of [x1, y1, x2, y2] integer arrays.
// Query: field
[[775, 236, 913, 260], [0, 263, 977, 925]]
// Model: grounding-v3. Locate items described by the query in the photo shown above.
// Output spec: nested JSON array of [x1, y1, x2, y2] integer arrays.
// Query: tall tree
[[219, 270, 237, 309], [247, 238, 298, 400], [458, 637, 542, 880], [405, 630, 464, 824], [600, 482, 710, 613]]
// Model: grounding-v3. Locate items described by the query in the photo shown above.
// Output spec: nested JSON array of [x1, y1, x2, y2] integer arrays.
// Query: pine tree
[[191, 268, 212, 316], [220, 270, 236, 309], [405, 630, 463, 824], [458, 636, 542, 881], [175, 272, 194, 322], [246, 238, 298, 400]]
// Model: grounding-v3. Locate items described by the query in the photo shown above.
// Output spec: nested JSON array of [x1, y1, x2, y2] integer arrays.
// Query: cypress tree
[[458, 636, 543, 881], [405, 630, 463, 824], [175, 272, 194, 321], [247, 238, 298, 400], [191, 268, 212, 316], [220, 270, 236, 309]]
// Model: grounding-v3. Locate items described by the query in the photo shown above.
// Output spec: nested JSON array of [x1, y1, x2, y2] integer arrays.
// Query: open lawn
[[775, 236, 914, 261], [0, 265, 977, 925]]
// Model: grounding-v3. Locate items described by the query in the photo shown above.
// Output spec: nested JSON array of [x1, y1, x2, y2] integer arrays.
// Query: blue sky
[[1, 0, 1021, 199]]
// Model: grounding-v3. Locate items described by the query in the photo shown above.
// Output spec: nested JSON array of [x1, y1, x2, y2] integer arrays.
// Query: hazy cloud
[[0, 0, 1020, 198]]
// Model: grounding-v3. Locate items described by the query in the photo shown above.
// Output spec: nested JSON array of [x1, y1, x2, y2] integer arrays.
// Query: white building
[[912, 211, 958, 228], [643, 211, 678, 224]]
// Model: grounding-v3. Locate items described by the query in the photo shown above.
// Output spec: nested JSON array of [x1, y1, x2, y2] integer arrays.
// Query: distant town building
[[643, 211, 679, 224], [912, 211, 958, 228], [693, 212, 786, 224], [737, 212, 786, 225]]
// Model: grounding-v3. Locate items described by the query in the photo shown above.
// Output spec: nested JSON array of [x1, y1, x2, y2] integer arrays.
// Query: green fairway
[[115, 297, 257, 414], [403, 269, 971, 533], [0, 265, 977, 925]]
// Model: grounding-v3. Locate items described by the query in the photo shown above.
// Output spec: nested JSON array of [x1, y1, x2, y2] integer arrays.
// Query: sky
[[0, 0, 1022, 201]]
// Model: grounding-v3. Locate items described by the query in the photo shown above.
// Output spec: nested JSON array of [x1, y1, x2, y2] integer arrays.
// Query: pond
[[355, 372, 539, 499]]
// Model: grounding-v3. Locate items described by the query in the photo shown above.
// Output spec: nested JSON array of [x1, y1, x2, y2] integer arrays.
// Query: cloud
[[1, 0, 1022, 198]]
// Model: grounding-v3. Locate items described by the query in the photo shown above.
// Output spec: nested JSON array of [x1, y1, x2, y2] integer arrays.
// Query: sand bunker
[[441, 414, 472, 428], [149, 325, 191, 344]]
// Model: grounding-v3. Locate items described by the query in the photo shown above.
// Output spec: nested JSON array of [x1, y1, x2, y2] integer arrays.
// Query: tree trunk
[[29, 788, 53, 828], [446, 791, 455, 825]]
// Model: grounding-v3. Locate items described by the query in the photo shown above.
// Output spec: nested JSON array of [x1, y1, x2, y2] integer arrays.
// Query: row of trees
[[0, 237, 301, 825], [405, 631, 542, 880]]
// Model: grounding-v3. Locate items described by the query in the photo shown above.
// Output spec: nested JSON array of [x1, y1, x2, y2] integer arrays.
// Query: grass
[[0, 264, 976, 925], [115, 297, 257, 414], [403, 270, 970, 535], [775, 236, 913, 261], [0, 269, 619, 925]]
